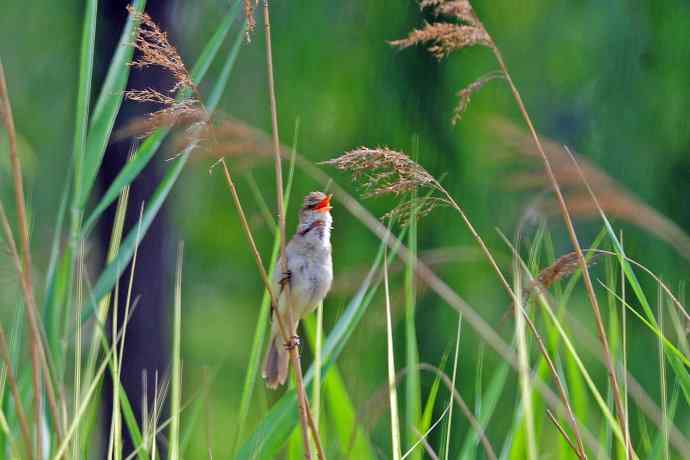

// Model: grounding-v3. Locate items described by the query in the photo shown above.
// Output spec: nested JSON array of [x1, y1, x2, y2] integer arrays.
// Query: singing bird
[[262, 191, 334, 388]]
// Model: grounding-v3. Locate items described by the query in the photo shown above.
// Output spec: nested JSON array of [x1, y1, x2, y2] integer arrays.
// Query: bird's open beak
[[313, 194, 333, 212]]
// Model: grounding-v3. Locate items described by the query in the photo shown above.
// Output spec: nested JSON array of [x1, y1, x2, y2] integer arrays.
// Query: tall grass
[[1, 0, 689, 459]]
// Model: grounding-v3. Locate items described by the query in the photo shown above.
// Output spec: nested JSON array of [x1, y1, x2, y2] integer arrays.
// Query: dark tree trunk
[[97, 1, 174, 456]]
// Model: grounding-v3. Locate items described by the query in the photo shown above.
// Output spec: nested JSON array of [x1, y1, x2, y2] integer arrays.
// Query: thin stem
[[418, 364, 497, 460], [262, 1, 324, 457], [546, 409, 579, 457], [438, 188, 586, 459], [263, 0, 286, 261], [0, 60, 63, 447], [217, 160, 323, 460], [489, 43, 627, 448]]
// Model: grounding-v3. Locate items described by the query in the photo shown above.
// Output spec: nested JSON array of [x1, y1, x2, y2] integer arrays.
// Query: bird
[[262, 191, 334, 389]]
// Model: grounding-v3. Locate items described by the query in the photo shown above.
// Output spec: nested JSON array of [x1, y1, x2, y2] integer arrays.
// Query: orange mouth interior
[[313, 194, 332, 212]]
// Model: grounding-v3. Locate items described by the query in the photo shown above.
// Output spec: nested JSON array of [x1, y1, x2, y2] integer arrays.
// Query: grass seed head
[[127, 5, 193, 92], [453, 71, 504, 124], [391, 22, 491, 59], [322, 147, 448, 223]]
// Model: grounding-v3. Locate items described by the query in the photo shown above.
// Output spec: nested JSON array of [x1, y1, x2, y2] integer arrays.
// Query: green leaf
[[418, 349, 448, 443], [71, 0, 98, 211], [168, 244, 183, 460]]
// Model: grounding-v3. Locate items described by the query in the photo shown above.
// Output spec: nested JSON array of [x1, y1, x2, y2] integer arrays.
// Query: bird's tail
[[262, 327, 291, 389]]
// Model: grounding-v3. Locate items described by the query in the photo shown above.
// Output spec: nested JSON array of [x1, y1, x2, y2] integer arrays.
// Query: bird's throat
[[298, 219, 326, 237]]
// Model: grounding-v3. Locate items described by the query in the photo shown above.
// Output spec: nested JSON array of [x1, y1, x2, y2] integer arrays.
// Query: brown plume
[[493, 117, 690, 262], [322, 147, 449, 222], [392, 1, 503, 124], [127, 5, 193, 92], [119, 5, 203, 140]]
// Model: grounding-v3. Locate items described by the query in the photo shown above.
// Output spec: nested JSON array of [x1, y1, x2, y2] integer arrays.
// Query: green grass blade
[[458, 355, 510, 460], [82, 0, 242, 235], [602, 284, 690, 369], [205, 21, 245, 113], [79, 0, 147, 207], [650, 385, 678, 460], [419, 349, 448, 439], [384, 248, 402, 460], [42, 171, 72, 357], [168, 243, 183, 460], [572, 161, 690, 407], [301, 315, 375, 458], [442, 313, 462, 460], [405, 191, 421, 460], [71, 0, 98, 211]]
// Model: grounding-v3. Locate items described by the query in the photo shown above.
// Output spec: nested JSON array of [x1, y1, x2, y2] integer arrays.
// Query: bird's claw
[[279, 270, 292, 289], [284, 335, 301, 353]]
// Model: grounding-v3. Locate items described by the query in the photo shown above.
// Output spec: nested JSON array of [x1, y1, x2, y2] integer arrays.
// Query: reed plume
[[322, 147, 449, 222], [120, 5, 204, 139], [493, 117, 690, 263]]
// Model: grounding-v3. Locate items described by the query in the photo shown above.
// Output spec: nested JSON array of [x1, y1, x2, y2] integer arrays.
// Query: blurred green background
[[1, 0, 690, 457]]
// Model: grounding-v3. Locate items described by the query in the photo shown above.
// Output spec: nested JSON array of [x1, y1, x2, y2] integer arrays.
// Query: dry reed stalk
[[392, 1, 627, 454], [491, 37, 628, 458], [0, 60, 63, 449], [546, 409, 580, 457], [493, 117, 690, 263], [261, 0, 324, 457], [216, 160, 320, 459], [418, 363, 497, 460], [325, 146, 586, 458], [412, 427, 440, 460]]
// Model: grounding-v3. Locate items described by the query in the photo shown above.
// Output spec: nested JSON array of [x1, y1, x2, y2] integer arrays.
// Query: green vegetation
[[0, 0, 689, 459]]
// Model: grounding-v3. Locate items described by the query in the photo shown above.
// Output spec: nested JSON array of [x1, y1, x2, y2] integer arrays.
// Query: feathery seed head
[[322, 147, 448, 224]]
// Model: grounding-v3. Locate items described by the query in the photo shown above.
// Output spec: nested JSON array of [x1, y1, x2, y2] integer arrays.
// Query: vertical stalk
[[490, 44, 627, 450], [0, 60, 63, 449], [384, 250, 402, 460], [261, 1, 324, 457], [218, 161, 324, 459]]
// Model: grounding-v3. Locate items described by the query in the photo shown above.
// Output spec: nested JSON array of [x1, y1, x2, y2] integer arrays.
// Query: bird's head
[[298, 191, 333, 233]]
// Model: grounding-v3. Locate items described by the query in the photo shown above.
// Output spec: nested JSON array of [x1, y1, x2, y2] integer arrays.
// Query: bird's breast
[[287, 246, 332, 317]]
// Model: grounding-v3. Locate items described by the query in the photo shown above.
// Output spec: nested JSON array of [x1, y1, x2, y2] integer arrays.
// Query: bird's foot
[[284, 335, 301, 353], [279, 270, 292, 290]]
